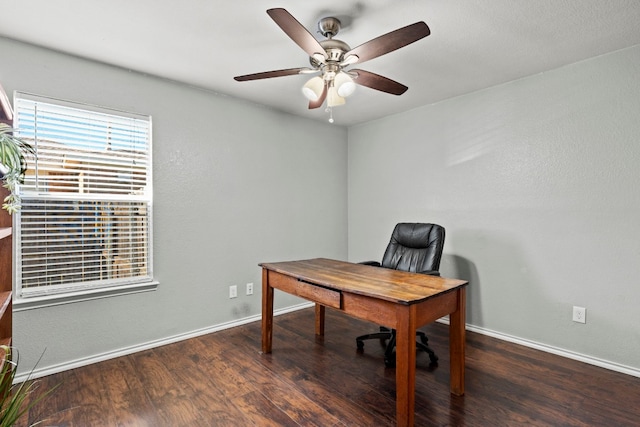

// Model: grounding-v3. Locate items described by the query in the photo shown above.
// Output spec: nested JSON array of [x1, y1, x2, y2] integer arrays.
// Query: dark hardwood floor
[[17, 307, 640, 426]]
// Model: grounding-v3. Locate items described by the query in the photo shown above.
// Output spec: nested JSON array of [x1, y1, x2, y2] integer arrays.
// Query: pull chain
[[326, 107, 334, 124]]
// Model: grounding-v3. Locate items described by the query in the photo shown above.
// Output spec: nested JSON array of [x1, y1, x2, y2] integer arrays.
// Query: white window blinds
[[14, 93, 153, 299]]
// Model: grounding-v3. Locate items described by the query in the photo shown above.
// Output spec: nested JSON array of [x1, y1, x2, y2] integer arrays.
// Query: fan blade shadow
[[267, 8, 328, 61]]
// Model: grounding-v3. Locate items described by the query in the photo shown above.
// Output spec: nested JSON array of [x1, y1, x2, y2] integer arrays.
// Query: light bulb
[[334, 71, 356, 97]]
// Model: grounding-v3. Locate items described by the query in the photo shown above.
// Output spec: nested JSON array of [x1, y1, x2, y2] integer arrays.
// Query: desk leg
[[315, 304, 325, 336], [261, 268, 274, 354], [449, 287, 466, 395], [395, 305, 417, 427]]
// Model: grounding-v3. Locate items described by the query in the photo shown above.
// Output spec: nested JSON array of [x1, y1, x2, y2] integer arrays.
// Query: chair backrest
[[380, 223, 445, 273]]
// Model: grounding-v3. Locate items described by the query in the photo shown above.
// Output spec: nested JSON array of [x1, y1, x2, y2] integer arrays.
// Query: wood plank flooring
[[16, 307, 640, 426]]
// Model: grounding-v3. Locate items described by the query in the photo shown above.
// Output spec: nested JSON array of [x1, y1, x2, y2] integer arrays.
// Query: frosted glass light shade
[[302, 76, 324, 101], [327, 86, 345, 107], [334, 72, 356, 97]]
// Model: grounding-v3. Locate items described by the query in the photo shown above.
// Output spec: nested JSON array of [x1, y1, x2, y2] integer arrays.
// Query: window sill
[[13, 280, 159, 311]]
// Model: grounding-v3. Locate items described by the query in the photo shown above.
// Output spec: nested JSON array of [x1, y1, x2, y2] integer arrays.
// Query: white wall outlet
[[229, 285, 237, 299], [246, 282, 254, 295], [572, 306, 586, 324]]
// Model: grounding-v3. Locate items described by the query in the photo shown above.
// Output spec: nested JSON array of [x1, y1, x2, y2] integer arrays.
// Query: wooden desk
[[260, 258, 468, 427]]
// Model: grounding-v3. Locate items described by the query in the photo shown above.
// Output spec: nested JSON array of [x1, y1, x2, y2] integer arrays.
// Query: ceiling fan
[[234, 8, 430, 122]]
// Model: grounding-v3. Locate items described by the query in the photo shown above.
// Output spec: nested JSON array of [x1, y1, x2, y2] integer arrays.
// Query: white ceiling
[[1, 0, 639, 126]]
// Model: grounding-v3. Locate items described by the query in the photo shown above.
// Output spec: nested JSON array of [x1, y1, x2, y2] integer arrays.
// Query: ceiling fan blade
[[234, 68, 312, 81], [267, 8, 328, 61], [309, 83, 327, 109], [351, 69, 408, 95], [344, 21, 430, 65]]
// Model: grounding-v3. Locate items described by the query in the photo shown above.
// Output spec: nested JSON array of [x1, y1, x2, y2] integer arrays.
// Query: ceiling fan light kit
[[334, 71, 356, 97], [234, 8, 430, 123], [302, 76, 325, 101], [327, 84, 345, 108]]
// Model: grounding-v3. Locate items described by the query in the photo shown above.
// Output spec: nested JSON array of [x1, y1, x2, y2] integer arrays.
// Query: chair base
[[356, 327, 438, 368]]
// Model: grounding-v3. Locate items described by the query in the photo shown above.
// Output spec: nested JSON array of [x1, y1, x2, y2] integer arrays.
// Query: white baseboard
[[436, 317, 640, 378], [17, 303, 639, 382], [15, 302, 314, 383]]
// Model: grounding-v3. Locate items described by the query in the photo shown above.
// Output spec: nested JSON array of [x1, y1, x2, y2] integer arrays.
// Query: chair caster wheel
[[356, 340, 364, 350], [384, 358, 396, 368]]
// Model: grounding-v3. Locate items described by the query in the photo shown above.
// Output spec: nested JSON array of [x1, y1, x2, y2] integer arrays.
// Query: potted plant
[[0, 124, 35, 213], [0, 346, 57, 426]]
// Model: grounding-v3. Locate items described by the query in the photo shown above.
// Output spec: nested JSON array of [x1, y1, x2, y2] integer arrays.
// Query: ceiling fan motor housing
[[310, 38, 351, 70]]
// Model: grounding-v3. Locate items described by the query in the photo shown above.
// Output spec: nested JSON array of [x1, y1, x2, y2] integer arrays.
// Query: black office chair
[[356, 222, 445, 367]]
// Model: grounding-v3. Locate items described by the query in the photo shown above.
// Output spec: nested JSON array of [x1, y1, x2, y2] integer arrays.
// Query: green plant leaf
[[0, 123, 36, 213], [0, 346, 59, 427]]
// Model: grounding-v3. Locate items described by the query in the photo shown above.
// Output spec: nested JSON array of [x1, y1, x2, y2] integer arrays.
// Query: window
[[13, 92, 155, 304]]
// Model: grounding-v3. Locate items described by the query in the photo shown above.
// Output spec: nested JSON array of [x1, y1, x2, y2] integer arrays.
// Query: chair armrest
[[418, 270, 440, 276], [359, 261, 381, 267]]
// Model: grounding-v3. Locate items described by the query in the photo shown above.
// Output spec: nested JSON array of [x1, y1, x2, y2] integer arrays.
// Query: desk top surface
[[260, 258, 468, 305]]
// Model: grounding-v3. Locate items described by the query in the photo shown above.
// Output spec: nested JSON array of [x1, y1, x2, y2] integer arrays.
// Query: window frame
[[12, 92, 157, 310]]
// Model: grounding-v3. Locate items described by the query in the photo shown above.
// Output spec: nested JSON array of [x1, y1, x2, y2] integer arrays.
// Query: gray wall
[[3, 34, 639, 377], [1, 37, 348, 375], [348, 45, 640, 371]]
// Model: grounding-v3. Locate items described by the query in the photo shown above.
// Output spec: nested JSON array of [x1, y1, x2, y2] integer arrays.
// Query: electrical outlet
[[229, 285, 237, 299], [246, 282, 254, 295], [572, 306, 586, 324]]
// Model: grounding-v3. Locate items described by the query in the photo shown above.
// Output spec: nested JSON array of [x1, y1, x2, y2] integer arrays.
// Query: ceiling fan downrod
[[318, 16, 341, 38]]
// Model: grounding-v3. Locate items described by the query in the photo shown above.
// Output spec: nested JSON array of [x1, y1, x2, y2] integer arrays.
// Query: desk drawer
[[267, 271, 341, 309]]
